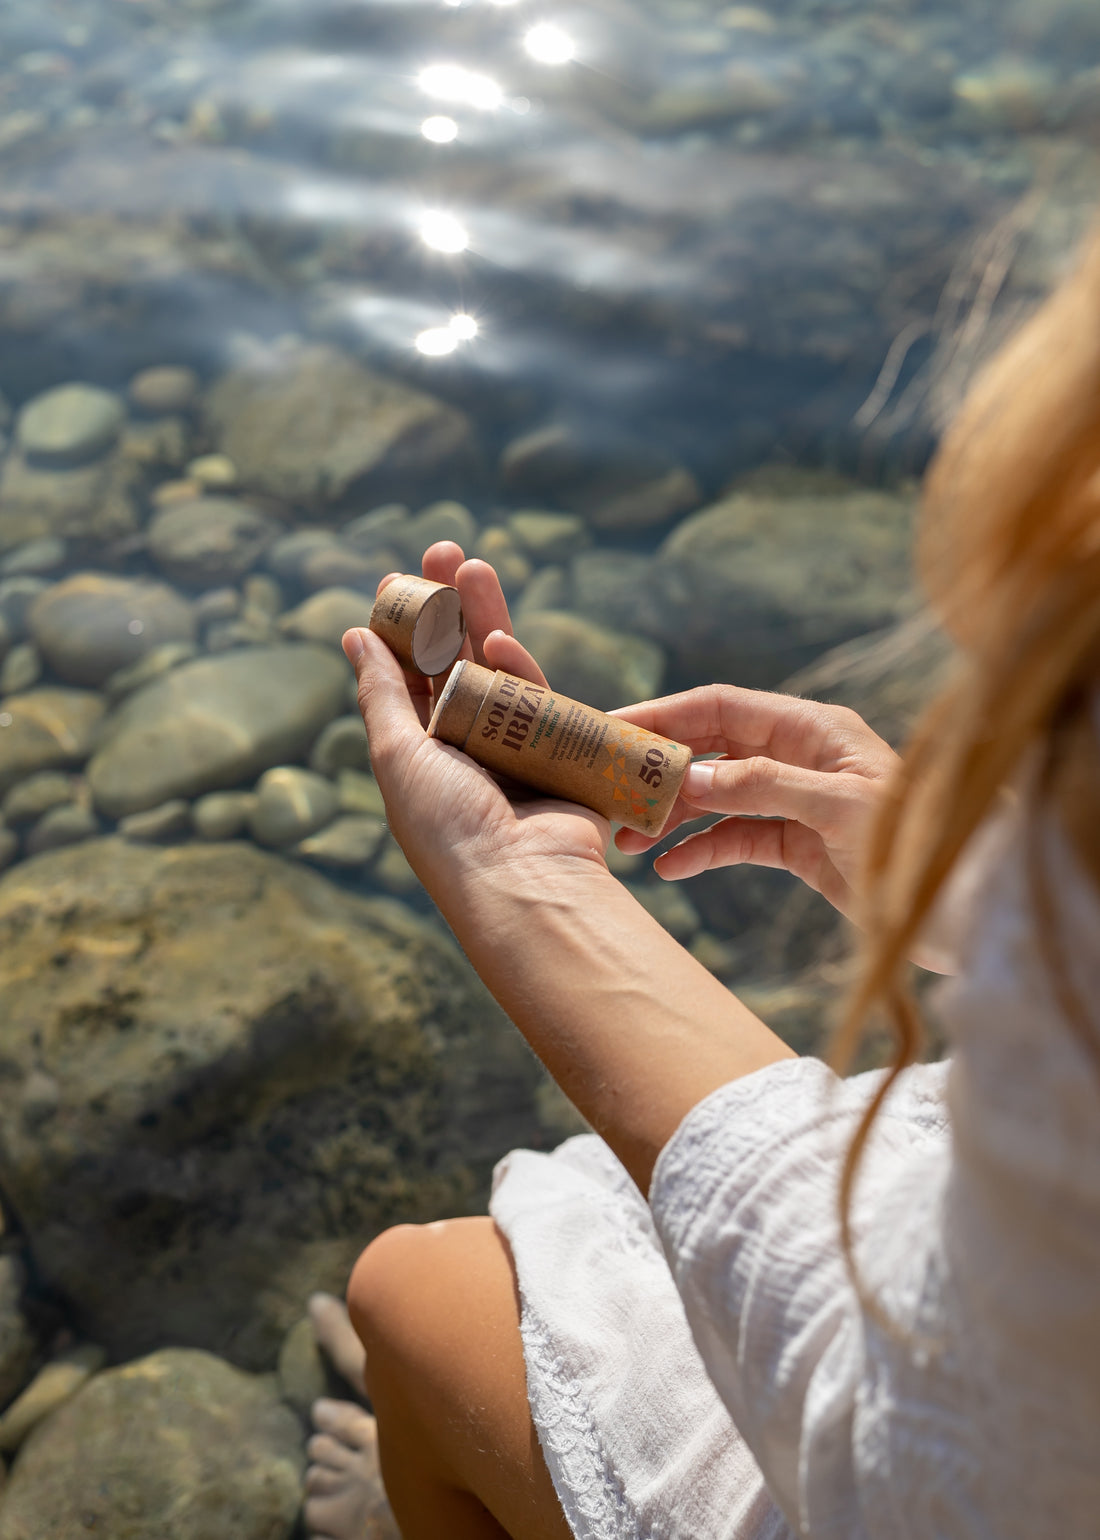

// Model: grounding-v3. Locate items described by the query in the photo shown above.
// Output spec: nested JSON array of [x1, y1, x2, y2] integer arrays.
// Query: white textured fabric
[[491, 806, 1100, 1539]]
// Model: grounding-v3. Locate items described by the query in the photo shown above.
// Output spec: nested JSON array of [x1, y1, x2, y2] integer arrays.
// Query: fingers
[[342, 627, 428, 770], [483, 629, 550, 688], [676, 756, 879, 846], [454, 558, 515, 665]]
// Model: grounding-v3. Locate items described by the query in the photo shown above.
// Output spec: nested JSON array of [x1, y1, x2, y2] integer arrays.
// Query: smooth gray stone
[[513, 565, 570, 618], [192, 790, 257, 841], [147, 496, 279, 588], [341, 503, 409, 554], [507, 510, 588, 563], [249, 766, 339, 848], [195, 587, 242, 626], [16, 384, 126, 467], [2, 770, 79, 825], [204, 617, 278, 652], [301, 543, 389, 594], [30, 573, 197, 688], [295, 813, 386, 868], [25, 803, 99, 856], [309, 714, 370, 777], [0, 642, 42, 696], [276, 1317, 344, 1420], [265, 528, 339, 584], [128, 365, 200, 416], [88, 645, 348, 818], [104, 642, 199, 704], [118, 799, 192, 843], [280, 587, 372, 651], [0, 689, 106, 797], [397, 500, 477, 561], [514, 609, 664, 711], [0, 537, 67, 577], [0, 451, 138, 550], [241, 573, 283, 618], [0, 578, 47, 640], [0, 1348, 303, 1540]]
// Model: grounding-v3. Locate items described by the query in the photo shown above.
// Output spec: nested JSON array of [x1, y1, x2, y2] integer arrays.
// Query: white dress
[[489, 806, 1100, 1539]]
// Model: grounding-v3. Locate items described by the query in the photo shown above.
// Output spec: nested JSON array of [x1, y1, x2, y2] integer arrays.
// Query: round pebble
[[128, 366, 200, 416], [507, 511, 588, 563], [309, 715, 370, 777], [249, 767, 339, 848], [295, 814, 386, 869], [16, 384, 126, 467], [186, 454, 238, 490], [118, 799, 192, 843], [24, 803, 99, 856], [0, 643, 41, 696], [0, 538, 67, 578], [336, 769, 385, 818], [194, 588, 241, 627], [147, 497, 279, 589], [192, 790, 257, 841], [30, 574, 197, 688], [2, 771, 80, 826]]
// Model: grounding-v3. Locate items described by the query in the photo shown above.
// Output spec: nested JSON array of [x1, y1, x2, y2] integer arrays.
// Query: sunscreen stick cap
[[368, 575, 466, 675]]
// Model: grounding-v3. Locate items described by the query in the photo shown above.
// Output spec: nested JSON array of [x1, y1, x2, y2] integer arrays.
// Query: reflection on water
[[0, 0, 1096, 1528]]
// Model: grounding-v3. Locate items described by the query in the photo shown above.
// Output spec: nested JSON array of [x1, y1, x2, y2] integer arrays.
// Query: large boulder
[[146, 496, 279, 588], [86, 643, 348, 817], [0, 840, 549, 1368], [204, 344, 474, 513], [0, 1348, 302, 1540], [29, 574, 196, 688]]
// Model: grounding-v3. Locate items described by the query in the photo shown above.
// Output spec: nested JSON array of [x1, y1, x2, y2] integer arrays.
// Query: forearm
[[437, 858, 796, 1193]]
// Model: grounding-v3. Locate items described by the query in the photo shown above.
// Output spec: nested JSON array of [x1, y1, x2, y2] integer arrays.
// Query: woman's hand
[[614, 685, 901, 926], [343, 542, 611, 904]]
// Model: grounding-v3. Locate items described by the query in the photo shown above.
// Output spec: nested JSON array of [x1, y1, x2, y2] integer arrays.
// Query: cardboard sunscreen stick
[[368, 575, 466, 675], [428, 661, 691, 837]]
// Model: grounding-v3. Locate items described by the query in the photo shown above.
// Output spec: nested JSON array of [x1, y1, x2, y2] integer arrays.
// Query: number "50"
[[638, 747, 664, 787]]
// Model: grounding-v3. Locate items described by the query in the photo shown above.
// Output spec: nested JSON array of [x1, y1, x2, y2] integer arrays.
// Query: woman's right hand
[[613, 685, 901, 927]]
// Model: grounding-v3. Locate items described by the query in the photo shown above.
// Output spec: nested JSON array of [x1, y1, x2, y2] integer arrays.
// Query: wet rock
[[2, 772, 80, 826], [186, 453, 237, 490], [0, 581, 46, 642], [0, 840, 548, 1366], [0, 690, 106, 798], [569, 550, 664, 641], [280, 587, 371, 651], [151, 477, 203, 507], [25, 804, 99, 856], [342, 504, 410, 555], [266, 528, 340, 585], [653, 480, 916, 688], [514, 610, 664, 710], [120, 416, 189, 471], [29, 574, 197, 689], [195, 587, 241, 627], [0, 1255, 36, 1415], [147, 496, 279, 589], [0, 539, 66, 579], [204, 615, 278, 651], [118, 800, 192, 844], [507, 510, 588, 564], [103, 642, 199, 704], [191, 790, 257, 841], [241, 573, 283, 619], [276, 1317, 345, 1419], [639, 62, 793, 133], [302, 543, 389, 594], [474, 528, 531, 596], [0, 1348, 303, 1539], [249, 766, 339, 848], [296, 814, 386, 869], [0, 1344, 105, 1456], [0, 645, 40, 697], [500, 425, 699, 532], [128, 366, 200, 417], [205, 344, 474, 512], [87, 644, 348, 818], [15, 384, 125, 468], [953, 59, 1057, 132], [336, 769, 386, 818], [310, 715, 370, 777], [398, 500, 478, 560], [514, 564, 570, 617], [0, 452, 139, 552]]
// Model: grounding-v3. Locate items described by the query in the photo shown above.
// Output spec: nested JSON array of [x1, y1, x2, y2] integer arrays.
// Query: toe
[[304, 1463, 345, 1496], [311, 1398, 378, 1453], [306, 1432, 359, 1470]]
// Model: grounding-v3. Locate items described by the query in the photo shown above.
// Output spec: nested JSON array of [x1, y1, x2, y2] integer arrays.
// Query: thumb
[[342, 627, 428, 764]]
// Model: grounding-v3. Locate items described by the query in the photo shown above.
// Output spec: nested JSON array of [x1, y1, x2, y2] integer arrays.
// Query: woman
[[305, 227, 1100, 1539]]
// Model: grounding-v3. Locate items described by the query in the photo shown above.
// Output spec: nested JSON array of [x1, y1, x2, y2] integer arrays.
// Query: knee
[[346, 1222, 429, 1352]]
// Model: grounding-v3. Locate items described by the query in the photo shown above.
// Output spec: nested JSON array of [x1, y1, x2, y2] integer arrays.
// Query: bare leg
[[347, 1216, 574, 1540]]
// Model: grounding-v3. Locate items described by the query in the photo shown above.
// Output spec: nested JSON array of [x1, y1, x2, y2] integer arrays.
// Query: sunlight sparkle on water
[[449, 313, 479, 338], [421, 115, 459, 142], [419, 210, 469, 253], [418, 63, 504, 110], [416, 328, 460, 355], [524, 23, 575, 64]]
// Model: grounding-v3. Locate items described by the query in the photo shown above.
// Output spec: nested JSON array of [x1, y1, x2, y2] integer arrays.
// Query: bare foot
[[305, 1398, 399, 1540], [309, 1291, 368, 1399]]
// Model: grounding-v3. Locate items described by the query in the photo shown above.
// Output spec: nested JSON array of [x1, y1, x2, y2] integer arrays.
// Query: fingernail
[[342, 628, 367, 664], [683, 762, 716, 799]]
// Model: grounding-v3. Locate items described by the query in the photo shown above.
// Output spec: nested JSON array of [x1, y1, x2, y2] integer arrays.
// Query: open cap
[[368, 575, 466, 675]]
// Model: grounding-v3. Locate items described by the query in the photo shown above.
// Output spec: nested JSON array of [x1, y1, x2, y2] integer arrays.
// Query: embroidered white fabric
[[490, 806, 1100, 1539]]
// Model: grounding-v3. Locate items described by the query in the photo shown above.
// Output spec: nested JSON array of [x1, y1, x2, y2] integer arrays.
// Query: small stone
[[513, 565, 570, 617], [0, 825, 16, 872], [336, 769, 386, 817], [280, 587, 372, 651], [204, 617, 276, 652], [192, 790, 257, 841], [295, 813, 386, 868], [302, 543, 391, 594], [249, 766, 340, 848], [25, 803, 99, 856], [0, 689, 106, 798], [0, 579, 47, 640], [372, 837, 420, 894], [103, 642, 198, 704], [0, 643, 41, 696], [30, 574, 196, 689], [0, 1344, 105, 1454], [147, 496, 279, 588], [16, 385, 125, 467], [507, 510, 588, 563], [399, 500, 477, 560], [120, 416, 189, 470], [241, 573, 283, 618], [118, 799, 191, 843], [186, 453, 237, 489], [625, 881, 701, 942], [129, 366, 200, 416], [309, 715, 370, 777], [265, 529, 340, 585], [276, 1317, 345, 1419], [341, 504, 410, 555], [473, 528, 532, 596], [0, 538, 66, 578], [2, 771, 79, 825], [953, 59, 1056, 132], [151, 477, 203, 507], [0, 451, 138, 548], [195, 587, 241, 627]]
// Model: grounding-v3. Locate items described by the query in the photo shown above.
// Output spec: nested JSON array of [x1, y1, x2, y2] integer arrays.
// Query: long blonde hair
[[832, 225, 1100, 1282]]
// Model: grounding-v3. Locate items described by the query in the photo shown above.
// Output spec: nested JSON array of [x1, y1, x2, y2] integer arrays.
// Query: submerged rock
[[0, 452, 139, 552], [15, 384, 125, 468], [0, 1344, 105, 1456], [87, 644, 347, 817], [249, 766, 339, 847], [0, 1348, 302, 1540], [29, 574, 196, 688], [205, 344, 473, 512], [515, 609, 664, 710], [0, 690, 106, 798], [147, 496, 278, 588], [128, 366, 200, 417], [0, 840, 548, 1367]]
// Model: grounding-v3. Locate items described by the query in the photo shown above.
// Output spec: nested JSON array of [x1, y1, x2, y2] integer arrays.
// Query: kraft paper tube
[[428, 661, 691, 837], [368, 575, 466, 676]]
